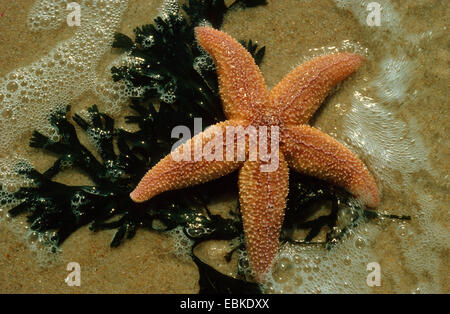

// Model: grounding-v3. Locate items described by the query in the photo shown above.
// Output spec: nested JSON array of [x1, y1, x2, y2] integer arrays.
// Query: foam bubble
[[342, 92, 433, 187], [158, 0, 180, 21], [166, 226, 195, 262], [0, 0, 130, 162]]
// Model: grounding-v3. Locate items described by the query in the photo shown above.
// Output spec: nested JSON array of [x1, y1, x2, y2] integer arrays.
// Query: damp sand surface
[[0, 0, 448, 293]]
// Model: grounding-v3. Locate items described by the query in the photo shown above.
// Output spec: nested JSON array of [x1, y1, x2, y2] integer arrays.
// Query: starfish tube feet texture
[[270, 53, 365, 124], [130, 26, 380, 281], [130, 120, 245, 203], [194, 26, 269, 121], [239, 154, 289, 282], [281, 125, 379, 208]]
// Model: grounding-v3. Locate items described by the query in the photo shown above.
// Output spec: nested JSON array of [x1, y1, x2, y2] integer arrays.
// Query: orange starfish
[[130, 27, 379, 281]]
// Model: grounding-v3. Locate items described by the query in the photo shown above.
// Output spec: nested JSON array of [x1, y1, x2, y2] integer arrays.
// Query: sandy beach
[[0, 0, 448, 293]]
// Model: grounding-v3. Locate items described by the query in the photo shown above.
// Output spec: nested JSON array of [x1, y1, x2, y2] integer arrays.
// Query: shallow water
[[0, 0, 448, 293]]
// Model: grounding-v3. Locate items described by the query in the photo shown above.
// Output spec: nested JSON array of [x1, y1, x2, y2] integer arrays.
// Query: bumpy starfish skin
[[130, 26, 380, 281], [194, 27, 269, 121], [239, 155, 289, 281], [281, 125, 379, 207], [270, 53, 365, 124], [130, 119, 245, 202]]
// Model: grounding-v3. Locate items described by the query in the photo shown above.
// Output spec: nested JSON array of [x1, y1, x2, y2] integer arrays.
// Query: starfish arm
[[195, 27, 269, 121], [238, 154, 289, 281], [130, 120, 244, 203], [270, 53, 364, 124], [281, 125, 379, 207]]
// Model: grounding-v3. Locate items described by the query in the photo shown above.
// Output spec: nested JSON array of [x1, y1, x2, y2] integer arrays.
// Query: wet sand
[[0, 0, 448, 293]]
